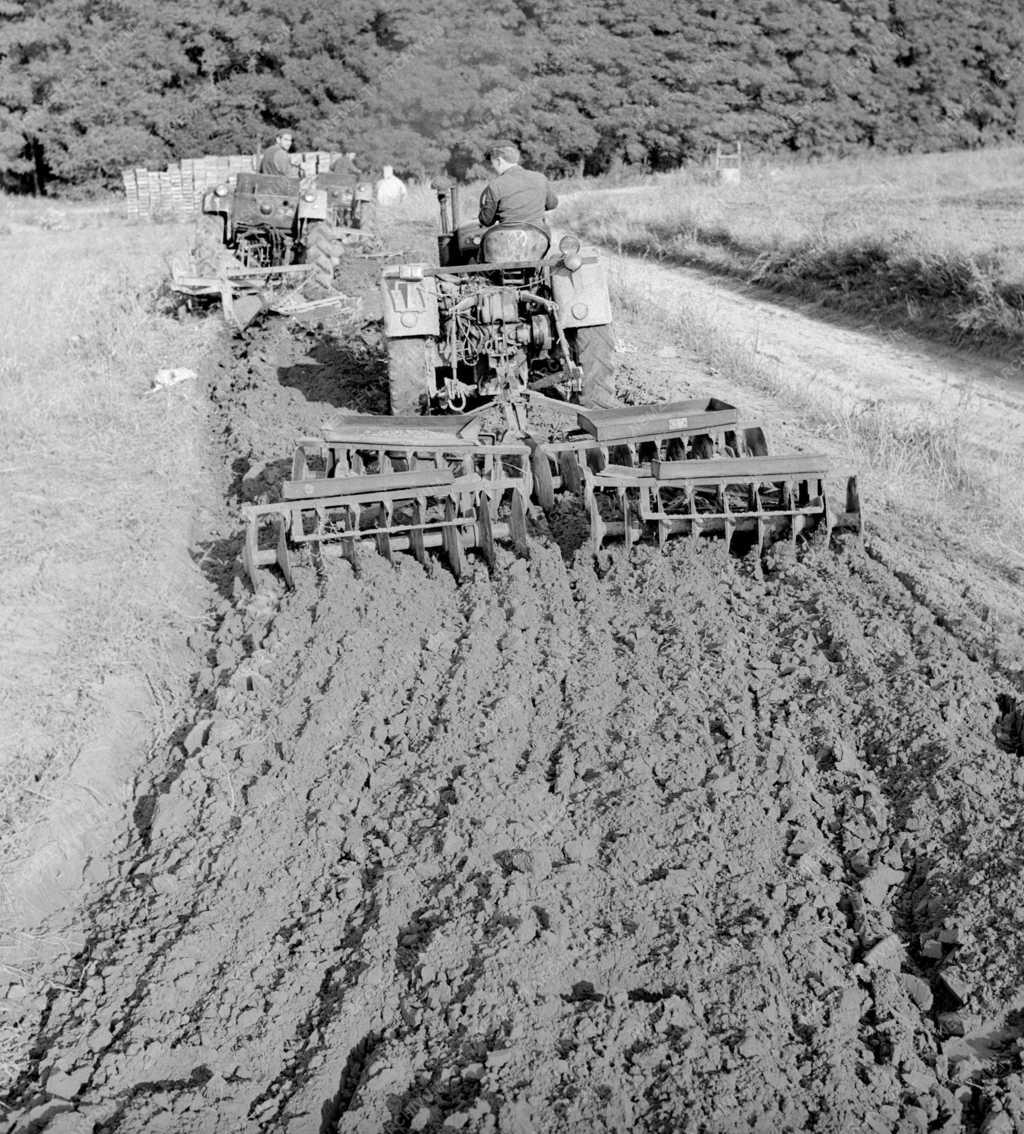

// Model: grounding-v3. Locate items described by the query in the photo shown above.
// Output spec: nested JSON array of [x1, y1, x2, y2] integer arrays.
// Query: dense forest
[[1, 0, 1023, 194]]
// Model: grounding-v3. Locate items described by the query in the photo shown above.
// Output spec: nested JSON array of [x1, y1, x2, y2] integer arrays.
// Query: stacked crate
[[121, 153, 256, 220], [121, 152, 345, 220]]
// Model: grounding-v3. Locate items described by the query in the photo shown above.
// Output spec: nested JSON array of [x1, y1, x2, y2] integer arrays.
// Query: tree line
[[1, 0, 1022, 195]]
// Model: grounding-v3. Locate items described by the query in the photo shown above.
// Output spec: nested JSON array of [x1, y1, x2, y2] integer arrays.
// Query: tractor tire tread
[[387, 337, 434, 415], [572, 323, 618, 408]]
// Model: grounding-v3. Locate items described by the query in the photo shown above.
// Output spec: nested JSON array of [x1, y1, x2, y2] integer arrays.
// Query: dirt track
[[6, 246, 1024, 1133]]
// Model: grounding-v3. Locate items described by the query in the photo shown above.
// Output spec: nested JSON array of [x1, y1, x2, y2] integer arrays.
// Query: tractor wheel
[[304, 224, 344, 290], [387, 337, 434, 416], [570, 323, 619, 408], [191, 214, 235, 275]]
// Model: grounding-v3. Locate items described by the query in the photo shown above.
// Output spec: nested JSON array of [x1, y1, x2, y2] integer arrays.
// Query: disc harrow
[[584, 454, 861, 555], [530, 398, 767, 508], [240, 397, 861, 588]]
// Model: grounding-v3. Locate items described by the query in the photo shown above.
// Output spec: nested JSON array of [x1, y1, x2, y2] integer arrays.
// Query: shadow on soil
[[276, 321, 390, 413], [191, 535, 246, 600]]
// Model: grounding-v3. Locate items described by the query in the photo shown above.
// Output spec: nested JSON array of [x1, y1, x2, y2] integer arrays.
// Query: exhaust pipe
[[435, 185, 461, 235], [437, 188, 451, 235]]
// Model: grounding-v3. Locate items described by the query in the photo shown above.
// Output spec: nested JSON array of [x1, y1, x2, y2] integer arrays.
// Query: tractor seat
[[479, 224, 550, 264]]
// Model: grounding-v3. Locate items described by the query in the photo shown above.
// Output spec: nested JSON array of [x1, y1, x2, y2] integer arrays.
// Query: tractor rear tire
[[571, 323, 618, 408], [387, 337, 434, 416], [192, 214, 236, 275], [304, 224, 344, 290]]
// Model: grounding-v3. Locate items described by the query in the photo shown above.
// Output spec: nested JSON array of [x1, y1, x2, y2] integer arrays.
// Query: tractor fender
[[381, 268, 440, 338], [296, 189, 329, 222], [202, 191, 230, 218], [550, 250, 612, 328]]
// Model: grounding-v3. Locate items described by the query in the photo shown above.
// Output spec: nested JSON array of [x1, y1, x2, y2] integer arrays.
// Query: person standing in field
[[260, 130, 299, 176], [375, 165, 407, 206], [478, 141, 558, 227]]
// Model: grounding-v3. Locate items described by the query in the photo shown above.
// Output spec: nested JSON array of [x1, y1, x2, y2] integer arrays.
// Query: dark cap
[[487, 140, 520, 162]]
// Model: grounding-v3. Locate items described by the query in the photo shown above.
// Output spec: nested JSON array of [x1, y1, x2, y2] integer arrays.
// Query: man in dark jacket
[[260, 130, 298, 176], [478, 141, 558, 227], [330, 151, 362, 177]]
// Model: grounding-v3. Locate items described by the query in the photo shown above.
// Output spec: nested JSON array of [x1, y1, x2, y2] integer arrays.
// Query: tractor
[[379, 186, 617, 418], [196, 168, 374, 290]]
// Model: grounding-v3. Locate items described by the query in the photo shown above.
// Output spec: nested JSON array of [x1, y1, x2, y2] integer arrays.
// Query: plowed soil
[[6, 238, 1024, 1134]]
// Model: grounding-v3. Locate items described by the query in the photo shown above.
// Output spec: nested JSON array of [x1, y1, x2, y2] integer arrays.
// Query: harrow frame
[[530, 398, 767, 508], [243, 467, 531, 588], [292, 414, 533, 494], [239, 398, 862, 588], [585, 455, 861, 555]]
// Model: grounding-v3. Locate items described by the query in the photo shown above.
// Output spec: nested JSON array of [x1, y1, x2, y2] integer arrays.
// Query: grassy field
[[0, 201, 216, 964], [558, 146, 1024, 349]]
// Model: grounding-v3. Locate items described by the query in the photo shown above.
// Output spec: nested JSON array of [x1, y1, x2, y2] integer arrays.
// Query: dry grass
[[0, 198, 220, 1076], [558, 146, 1024, 348], [0, 206, 215, 848]]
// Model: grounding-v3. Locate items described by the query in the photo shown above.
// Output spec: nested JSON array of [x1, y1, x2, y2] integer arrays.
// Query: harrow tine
[[343, 503, 362, 574], [821, 482, 834, 545], [242, 510, 295, 590], [291, 444, 311, 481], [845, 476, 862, 532], [742, 426, 769, 457], [559, 449, 584, 497], [478, 491, 496, 568], [443, 496, 467, 579], [617, 496, 633, 562], [409, 498, 428, 566], [753, 483, 765, 556], [650, 484, 667, 550], [530, 445, 557, 509], [509, 487, 529, 557], [273, 513, 293, 586], [682, 485, 697, 551], [376, 498, 394, 563], [242, 514, 261, 589], [587, 485, 607, 552], [782, 480, 797, 546]]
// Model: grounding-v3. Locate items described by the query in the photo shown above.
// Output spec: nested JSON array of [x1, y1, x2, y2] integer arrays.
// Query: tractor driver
[[260, 130, 300, 176], [330, 150, 362, 177], [478, 141, 558, 228]]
